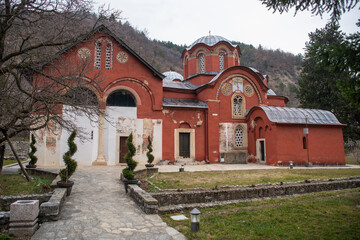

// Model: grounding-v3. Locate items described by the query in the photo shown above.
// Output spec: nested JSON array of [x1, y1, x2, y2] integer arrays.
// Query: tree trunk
[[0, 144, 4, 175], [3, 132, 32, 182]]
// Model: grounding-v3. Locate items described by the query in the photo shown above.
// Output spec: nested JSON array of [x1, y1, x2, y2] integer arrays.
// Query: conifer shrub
[[122, 133, 137, 180], [59, 130, 78, 182], [28, 134, 38, 166], [147, 136, 154, 164]]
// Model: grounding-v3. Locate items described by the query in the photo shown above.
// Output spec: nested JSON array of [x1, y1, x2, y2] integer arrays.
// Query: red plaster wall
[[34, 31, 163, 118], [162, 108, 206, 162], [247, 108, 345, 165]]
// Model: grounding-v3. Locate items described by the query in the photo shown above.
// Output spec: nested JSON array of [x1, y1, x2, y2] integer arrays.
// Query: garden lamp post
[[190, 208, 201, 232]]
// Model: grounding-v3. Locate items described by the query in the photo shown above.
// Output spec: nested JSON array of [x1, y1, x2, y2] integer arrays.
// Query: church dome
[[187, 35, 237, 50], [162, 71, 184, 82]]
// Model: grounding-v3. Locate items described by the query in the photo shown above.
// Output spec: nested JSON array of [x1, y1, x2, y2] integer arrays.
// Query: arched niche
[[106, 90, 136, 107]]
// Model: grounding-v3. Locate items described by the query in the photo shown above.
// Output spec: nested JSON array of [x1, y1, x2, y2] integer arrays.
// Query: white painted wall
[[104, 106, 162, 165], [60, 105, 99, 166], [35, 105, 162, 166]]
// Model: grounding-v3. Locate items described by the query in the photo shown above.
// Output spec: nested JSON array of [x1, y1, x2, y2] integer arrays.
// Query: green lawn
[[346, 156, 360, 165], [2, 159, 27, 166], [0, 174, 53, 196], [161, 189, 360, 240], [149, 169, 360, 190]]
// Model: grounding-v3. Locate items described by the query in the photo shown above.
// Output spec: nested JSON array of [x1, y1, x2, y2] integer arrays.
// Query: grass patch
[[149, 169, 360, 190], [0, 174, 53, 196], [346, 156, 360, 165], [2, 159, 27, 166], [161, 189, 360, 240]]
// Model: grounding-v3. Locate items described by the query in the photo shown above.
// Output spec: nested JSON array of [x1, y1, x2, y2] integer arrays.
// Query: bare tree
[[0, 0, 120, 179]]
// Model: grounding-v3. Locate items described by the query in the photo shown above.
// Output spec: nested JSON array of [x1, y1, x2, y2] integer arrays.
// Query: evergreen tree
[[147, 136, 154, 164], [297, 23, 360, 142], [28, 134, 38, 166], [59, 130, 78, 182], [122, 133, 137, 180]]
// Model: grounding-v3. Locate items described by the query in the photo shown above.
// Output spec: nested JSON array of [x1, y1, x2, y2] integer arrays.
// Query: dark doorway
[[179, 133, 190, 158], [260, 140, 265, 161], [119, 136, 128, 163]]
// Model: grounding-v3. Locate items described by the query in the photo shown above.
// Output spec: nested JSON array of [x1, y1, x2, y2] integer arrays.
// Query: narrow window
[[303, 136, 307, 149], [198, 53, 205, 73], [219, 53, 224, 72], [95, 42, 101, 69], [233, 95, 242, 116], [235, 127, 243, 147], [105, 44, 112, 70]]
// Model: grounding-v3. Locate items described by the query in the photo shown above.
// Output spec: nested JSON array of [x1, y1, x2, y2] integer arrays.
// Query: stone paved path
[[31, 166, 186, 240]]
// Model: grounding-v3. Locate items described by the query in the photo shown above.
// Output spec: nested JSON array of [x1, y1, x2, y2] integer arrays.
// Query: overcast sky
[[96, 0, 359, 55]]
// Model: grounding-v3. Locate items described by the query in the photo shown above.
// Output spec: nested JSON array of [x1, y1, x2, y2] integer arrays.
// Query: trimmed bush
[[122, 133, 137, 180], [59, 130, 78, 182], [28, 134, 38, 166], [147, 136, 154, 164]]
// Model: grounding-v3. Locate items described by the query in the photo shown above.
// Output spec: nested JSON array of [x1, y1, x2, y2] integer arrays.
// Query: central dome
[[187, 35, 236, 50]]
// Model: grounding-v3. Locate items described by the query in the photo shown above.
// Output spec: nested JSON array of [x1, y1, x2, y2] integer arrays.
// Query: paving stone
[[31, 166, 185, 240]]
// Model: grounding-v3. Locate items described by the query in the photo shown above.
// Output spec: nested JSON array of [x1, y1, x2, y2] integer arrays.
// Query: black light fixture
[[190, 208, 201, 232]]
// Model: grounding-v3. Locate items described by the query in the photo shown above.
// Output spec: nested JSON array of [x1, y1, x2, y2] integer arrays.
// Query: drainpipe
[[205, 109, 210, 163]]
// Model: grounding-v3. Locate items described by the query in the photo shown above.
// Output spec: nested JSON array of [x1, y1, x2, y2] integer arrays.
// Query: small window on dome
[[219, 53, 225, 72], [197, 53, 205, 73]]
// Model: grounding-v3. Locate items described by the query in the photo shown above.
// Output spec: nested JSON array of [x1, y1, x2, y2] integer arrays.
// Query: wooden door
[[119, 136, 128, 163], [179, 133, 190, 158]]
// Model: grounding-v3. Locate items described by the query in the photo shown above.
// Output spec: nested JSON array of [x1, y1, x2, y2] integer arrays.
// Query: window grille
[[219, 53, 224, 72], [95, 43, 101, 69], [105, 44, 112, 70], [235, 127, 243, 147], [199, 54, 205, 73], [233, 95, 242, 116]]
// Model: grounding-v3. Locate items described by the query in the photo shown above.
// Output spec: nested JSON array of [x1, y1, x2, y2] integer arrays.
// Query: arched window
[[232, 94, 245, 119], [105, 44, 113, 70], [197, 53, 205, 73], [219, 53, 225, 72], [95, 42, 101, 69], [235, 126, 243, 147], [106, 90, 136, 107], [233, 95, 242, 116]]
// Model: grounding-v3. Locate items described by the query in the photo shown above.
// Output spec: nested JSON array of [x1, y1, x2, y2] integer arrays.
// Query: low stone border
[[120, 167, 159, 181], [39, 188, 67, 221], [0, 211, 10, 231], [128, 185, 158, 214], [25, 168, 58, 180], [142, 177, 360, 213], [0, 193, 52, 211]]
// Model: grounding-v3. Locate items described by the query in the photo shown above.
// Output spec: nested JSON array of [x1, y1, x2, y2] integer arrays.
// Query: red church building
[[34, 25, 345, 166]]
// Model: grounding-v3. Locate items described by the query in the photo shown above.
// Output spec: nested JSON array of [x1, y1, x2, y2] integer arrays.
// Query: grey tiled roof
[[163, 98, 208, 109], [187, 35, 237, 50], [163, 80, 198, 90], [257, 106, 342, 125]]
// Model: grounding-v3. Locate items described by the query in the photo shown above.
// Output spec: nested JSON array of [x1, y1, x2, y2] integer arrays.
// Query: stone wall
[[150, 178, 360, 213], [4, 141, 29, 159], [128, 185, 158, 214], [0, 193, 52, 211]]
